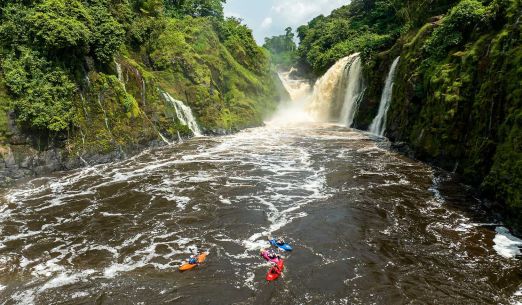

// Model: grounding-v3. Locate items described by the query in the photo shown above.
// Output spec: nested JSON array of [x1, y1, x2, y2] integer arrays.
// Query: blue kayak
[[269, 239, 293, 251]]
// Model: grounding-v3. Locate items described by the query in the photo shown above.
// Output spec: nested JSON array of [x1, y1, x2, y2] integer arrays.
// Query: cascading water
[[269, 69, 314, 125], [115, 61, 124, 87], [271, 54, 365, 126], [161, 92, 202, 136], [369, 56, 400, 136], [278, 68, 312, 102], [308, 53, 364, 124], [338, 54, 364, 127], [308, 55, 354, 121], [97, 94, 111, 132]]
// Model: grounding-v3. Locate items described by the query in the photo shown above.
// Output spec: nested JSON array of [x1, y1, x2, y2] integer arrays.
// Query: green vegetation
[[263, 27, 298, 70], [149, 16, 278, 129], [296, 0, 404, 74], [288, 0, 521, 230], [423, 0, 487, 58], [0, 0, 281, 157]]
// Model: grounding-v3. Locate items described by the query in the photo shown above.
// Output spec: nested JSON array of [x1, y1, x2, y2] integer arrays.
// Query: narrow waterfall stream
[[162, 92, 202, 136], [115, 61, 124, 85], [338, 54, 364, 127], [369, 57, 400, 136]]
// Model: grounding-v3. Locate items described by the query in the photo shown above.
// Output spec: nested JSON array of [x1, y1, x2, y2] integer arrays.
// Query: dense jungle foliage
[[0, 0, 280, 150], [263, 27, 297, 70], [272, 0, 521, 231]]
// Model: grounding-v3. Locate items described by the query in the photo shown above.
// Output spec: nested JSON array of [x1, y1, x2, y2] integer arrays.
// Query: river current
[[0, 123, 521, 304]]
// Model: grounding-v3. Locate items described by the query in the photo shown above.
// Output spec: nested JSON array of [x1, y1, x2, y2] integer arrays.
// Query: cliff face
[[0, 3, 283, 183], [383, 1, 521, 229], [296, 0, 521, 230]]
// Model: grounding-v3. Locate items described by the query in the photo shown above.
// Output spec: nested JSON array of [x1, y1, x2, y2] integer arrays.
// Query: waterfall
[[161, 92, 202, 136], [115, 61, 124, 87], [339, 55, 364, 127], [97, 94, 111, 132], [278, 68, 312, 102], [270, 53, 365, 126], [308, 53, 364, 124], [84, 75, 91, 88], [270, 70, 314, 125], [369, 56, 400, 136]]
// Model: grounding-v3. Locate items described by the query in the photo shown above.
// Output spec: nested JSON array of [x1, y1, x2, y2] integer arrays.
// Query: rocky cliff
[[0, 2, 283, 184], [295, 0, 521, 231]]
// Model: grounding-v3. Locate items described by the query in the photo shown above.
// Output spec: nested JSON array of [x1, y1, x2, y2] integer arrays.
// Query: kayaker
[[276, 238, 285, 246], [270, 266, 281, 275], [188, 255, 198, 265], [268, 249, 278, 259]]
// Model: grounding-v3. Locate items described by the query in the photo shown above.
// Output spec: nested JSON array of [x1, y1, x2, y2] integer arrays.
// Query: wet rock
[[390, 141, 415, 159]]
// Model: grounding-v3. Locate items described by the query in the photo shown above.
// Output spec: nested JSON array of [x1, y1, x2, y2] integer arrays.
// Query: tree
[[263, 27, 298, 69], [27, 0, 92, 50], [164, 0, 226, 18]]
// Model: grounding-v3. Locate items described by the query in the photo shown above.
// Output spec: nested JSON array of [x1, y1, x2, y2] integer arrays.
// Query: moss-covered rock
[[0, 12, 283, 182], [354, 0, 522, 230], [149, 17, 279, 131], [287, 0, 517, 230]]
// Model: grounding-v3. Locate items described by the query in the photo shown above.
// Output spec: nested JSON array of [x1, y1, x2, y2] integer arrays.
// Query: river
[[0, 122, 521, 304]]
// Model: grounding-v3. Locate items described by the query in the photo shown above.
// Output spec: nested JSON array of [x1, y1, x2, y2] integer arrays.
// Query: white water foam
[[493, 227, 522, 259]]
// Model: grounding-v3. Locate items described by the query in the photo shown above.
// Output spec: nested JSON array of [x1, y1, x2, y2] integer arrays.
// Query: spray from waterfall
[[161, 92, 202, 136], [369, 56, 400, 136], [270, 53, 365, 126], [269, 70, 314, 125]]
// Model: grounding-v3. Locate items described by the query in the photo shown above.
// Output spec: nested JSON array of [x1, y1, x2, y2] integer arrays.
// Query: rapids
[[0, 123, 521, 304], [0, 62, 521, 305]]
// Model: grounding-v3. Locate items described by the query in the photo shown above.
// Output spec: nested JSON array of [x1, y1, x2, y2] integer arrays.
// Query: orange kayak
[[178, 252, 208, 271]]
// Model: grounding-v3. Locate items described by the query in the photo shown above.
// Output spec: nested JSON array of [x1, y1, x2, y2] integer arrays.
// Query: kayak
[[266, 267, 280, 281], [269, 239, 293, 251], [178, 252, 208, 271], [266, 260, 284, 281], [260, 250, 281, 263]]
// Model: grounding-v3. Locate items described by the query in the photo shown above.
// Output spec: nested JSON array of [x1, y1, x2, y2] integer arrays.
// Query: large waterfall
[[162, 92, 202, 136], [308, 53, 364, 125], [273, 53, 365, 126], [369, 57, 400, 136]]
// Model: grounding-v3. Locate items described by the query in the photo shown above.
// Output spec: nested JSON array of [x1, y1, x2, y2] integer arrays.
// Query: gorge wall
[[292, 0, 521, 231], [0, 1, 283, 184]]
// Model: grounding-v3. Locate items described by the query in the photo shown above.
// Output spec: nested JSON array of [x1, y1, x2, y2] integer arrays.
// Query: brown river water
[[0, 123, 521, 305]]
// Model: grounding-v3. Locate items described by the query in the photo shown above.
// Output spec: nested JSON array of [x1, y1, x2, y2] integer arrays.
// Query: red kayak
[[266, 260, 284, 281]]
